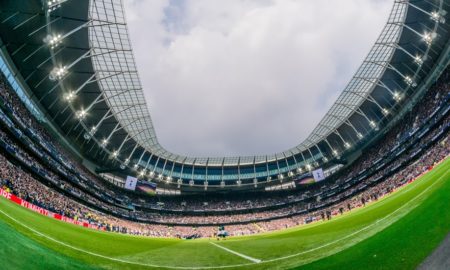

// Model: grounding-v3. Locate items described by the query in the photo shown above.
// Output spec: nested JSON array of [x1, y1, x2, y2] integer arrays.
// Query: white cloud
[[124, 0, 393, 157]]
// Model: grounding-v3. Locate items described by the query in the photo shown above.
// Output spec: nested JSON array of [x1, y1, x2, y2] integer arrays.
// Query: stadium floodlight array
[[101, 139, 108, 147], [43, 34, 62, 49], [305, 164, 312, 171], [414, 55, 424, 66], [430, 10, 446, 23], [76, 109, 87, 119], [344, 142, 351, 149], [393, 92, 403, 102], [46, 0, 68, 13], [49, 66, 67, 81], [64, 91, 75, 102]]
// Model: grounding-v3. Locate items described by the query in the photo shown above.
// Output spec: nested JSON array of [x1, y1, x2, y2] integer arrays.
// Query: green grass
[[0, 158, 449, 270]]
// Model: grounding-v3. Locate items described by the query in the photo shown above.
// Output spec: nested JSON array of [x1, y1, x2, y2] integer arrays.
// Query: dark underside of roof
[[0, 0, 449, 193]]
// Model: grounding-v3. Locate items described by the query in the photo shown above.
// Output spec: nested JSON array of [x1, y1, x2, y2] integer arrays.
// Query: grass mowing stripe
[[292, 165, 450, 270], [0, 220, 100, 270], [209, 242, 262, 263], [0, 207, 255, 270], [261, 167, 449, 264]]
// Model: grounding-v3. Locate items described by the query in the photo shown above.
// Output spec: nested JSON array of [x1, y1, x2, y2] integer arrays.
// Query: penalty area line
[[210, 241, 261, 263]]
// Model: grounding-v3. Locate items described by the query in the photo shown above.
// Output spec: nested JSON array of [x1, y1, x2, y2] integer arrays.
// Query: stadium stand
[[0, 65, 448, 238]]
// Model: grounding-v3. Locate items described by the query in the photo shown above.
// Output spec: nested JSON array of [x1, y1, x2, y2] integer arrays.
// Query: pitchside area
[[0, 158, 449, 270]]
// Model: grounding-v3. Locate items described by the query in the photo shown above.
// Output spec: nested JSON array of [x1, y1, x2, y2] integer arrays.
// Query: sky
[[124, 0, 393, 157]]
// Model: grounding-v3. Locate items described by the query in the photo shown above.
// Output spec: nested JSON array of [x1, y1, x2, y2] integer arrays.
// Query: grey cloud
[[124, 0, 393, 157]]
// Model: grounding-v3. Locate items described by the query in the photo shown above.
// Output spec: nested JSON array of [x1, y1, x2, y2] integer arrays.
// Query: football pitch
[[0, 157, 449, 270]]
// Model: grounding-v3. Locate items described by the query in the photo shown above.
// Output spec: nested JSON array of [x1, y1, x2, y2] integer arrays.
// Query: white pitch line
[[0, 164, 447, 269], [262, 168, 449, 263], [0, 208, 256, 270], [209, 241, 261, 263]]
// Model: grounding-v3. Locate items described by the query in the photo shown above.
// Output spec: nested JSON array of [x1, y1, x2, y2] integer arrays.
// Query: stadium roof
[[0, 0, 449, 190]]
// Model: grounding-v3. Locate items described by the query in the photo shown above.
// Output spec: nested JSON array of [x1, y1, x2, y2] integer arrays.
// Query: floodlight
[[101, 138, 108, 147], [393, 91, 403, 102], [422, 32, 436, 46], [332, 149, 339, 156], [76, 109, 87, 119], [47, 0, 67, 12], [404, 75, 416, 87], [49, 66, 67, 81], [64, 91, 75, 102], [44, 34, 62, 49], [414, 55, 423, 66], [430, 10, 446, 23]]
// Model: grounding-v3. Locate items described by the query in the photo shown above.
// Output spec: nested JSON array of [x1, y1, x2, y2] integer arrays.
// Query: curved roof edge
[[1, 0, 447, 188], [88, 0, 405, 165]]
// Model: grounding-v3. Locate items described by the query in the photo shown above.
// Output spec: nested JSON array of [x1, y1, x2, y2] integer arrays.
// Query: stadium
[[0, 0, 449, 269]]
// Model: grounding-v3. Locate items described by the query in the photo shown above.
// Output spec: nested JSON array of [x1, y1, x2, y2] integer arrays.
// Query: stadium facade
[[0, 0, 449, 193]]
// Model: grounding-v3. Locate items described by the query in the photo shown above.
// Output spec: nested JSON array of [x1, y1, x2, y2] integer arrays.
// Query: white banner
[[312, 168, 325, 182], [125, 176, 138, 190]]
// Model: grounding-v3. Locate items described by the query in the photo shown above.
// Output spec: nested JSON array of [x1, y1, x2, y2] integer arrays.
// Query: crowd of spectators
[[0, 66, 448, 237], [1, 132, 448, 237]]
